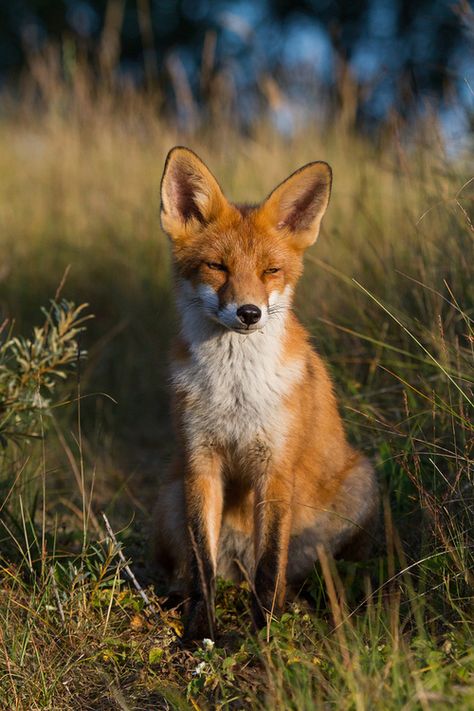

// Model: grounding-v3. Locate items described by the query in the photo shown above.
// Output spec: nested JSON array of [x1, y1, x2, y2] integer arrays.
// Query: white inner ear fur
[[277, 185, 310, 227], [165, 170, 210, 220], [192, 181, 212, 214]]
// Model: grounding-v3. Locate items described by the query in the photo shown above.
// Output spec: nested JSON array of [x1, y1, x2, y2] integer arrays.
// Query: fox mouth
[[206, 311, 264, 334], [215, 319, 262, 334], [231, 325, 262, 334]]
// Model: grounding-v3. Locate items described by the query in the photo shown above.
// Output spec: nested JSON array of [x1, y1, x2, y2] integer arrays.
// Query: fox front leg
[[252, 476, 293, 630], [184, 451, 223, 640]]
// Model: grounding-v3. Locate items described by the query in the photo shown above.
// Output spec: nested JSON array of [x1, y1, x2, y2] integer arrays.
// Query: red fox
[[154, 147, 378, 639]]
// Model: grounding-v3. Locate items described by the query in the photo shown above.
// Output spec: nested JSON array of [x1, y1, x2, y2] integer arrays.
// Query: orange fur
[[154, 147, 379, 639]]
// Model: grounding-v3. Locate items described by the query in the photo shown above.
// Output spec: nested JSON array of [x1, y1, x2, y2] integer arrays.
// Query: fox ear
[[259, 162, 332, 249], [160, 147, 228, 239]]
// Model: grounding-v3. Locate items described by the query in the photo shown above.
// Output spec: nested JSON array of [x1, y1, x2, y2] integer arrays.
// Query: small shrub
[[0, 299, 91, 452]]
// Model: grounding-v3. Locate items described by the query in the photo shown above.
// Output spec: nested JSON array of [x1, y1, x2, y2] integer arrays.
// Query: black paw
[[184, 599, 215, 641]]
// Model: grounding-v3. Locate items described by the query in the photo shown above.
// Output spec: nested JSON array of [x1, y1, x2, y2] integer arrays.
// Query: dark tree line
[[0, 0, 472, 125]]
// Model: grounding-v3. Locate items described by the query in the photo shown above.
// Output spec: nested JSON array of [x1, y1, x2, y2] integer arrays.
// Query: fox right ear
[[160, 147, 229, 239], [257, 161, 332, 250]]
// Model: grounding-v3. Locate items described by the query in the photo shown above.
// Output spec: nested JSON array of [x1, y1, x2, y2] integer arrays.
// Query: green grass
[[0, 78, 472, 709]]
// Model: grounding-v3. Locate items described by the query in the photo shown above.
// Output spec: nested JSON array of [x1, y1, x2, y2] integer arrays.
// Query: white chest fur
[[171, 300, 302, 453]]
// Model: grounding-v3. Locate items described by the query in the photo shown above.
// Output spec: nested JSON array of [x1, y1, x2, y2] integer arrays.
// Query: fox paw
[[184, 600, 215, 641]]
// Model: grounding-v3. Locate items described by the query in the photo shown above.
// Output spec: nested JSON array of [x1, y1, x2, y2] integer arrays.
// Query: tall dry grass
[[0, 61, 472, 709]]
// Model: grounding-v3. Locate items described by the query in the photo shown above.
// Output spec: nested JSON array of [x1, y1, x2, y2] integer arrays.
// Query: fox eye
[[264, 267, 281, 275], [206, 261, 227, 272]]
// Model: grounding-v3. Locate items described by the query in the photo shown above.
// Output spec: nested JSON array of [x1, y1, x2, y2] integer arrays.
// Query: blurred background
[[0, 0, 472, 143]]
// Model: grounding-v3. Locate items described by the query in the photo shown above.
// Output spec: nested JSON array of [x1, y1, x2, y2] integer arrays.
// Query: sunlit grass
[[0, 76, 472, 709]]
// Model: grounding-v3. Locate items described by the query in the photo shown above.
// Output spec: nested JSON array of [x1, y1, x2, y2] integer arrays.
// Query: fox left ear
[[259, 162, 332, 249], [160, 146, 230, 240]]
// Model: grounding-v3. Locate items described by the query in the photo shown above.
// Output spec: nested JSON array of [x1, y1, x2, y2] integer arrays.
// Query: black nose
[[236, 304, 262, 326]]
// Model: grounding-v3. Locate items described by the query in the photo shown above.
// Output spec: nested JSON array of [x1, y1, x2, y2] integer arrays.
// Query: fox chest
[[171, 333, 301, 453]]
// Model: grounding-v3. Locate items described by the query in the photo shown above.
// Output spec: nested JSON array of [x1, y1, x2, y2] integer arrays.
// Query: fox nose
[[236, 304, 262, 326]]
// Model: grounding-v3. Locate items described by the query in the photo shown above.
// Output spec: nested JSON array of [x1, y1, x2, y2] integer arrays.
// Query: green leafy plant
[[0, 300, 91, 450]]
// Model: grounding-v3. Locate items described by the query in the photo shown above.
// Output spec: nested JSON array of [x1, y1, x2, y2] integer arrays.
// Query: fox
[[154, 146, 379, 640]]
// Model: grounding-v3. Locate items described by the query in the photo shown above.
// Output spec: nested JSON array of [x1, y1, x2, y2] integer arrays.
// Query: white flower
[[202, 638, 214, 651], [192, 661, 207, 676]]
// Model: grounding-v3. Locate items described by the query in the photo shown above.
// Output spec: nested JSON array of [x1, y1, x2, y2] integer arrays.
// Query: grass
[[0, 72, 472, 709]]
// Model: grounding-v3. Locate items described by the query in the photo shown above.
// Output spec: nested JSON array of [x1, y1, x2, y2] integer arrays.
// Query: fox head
[[160, 147, 332, 335]]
